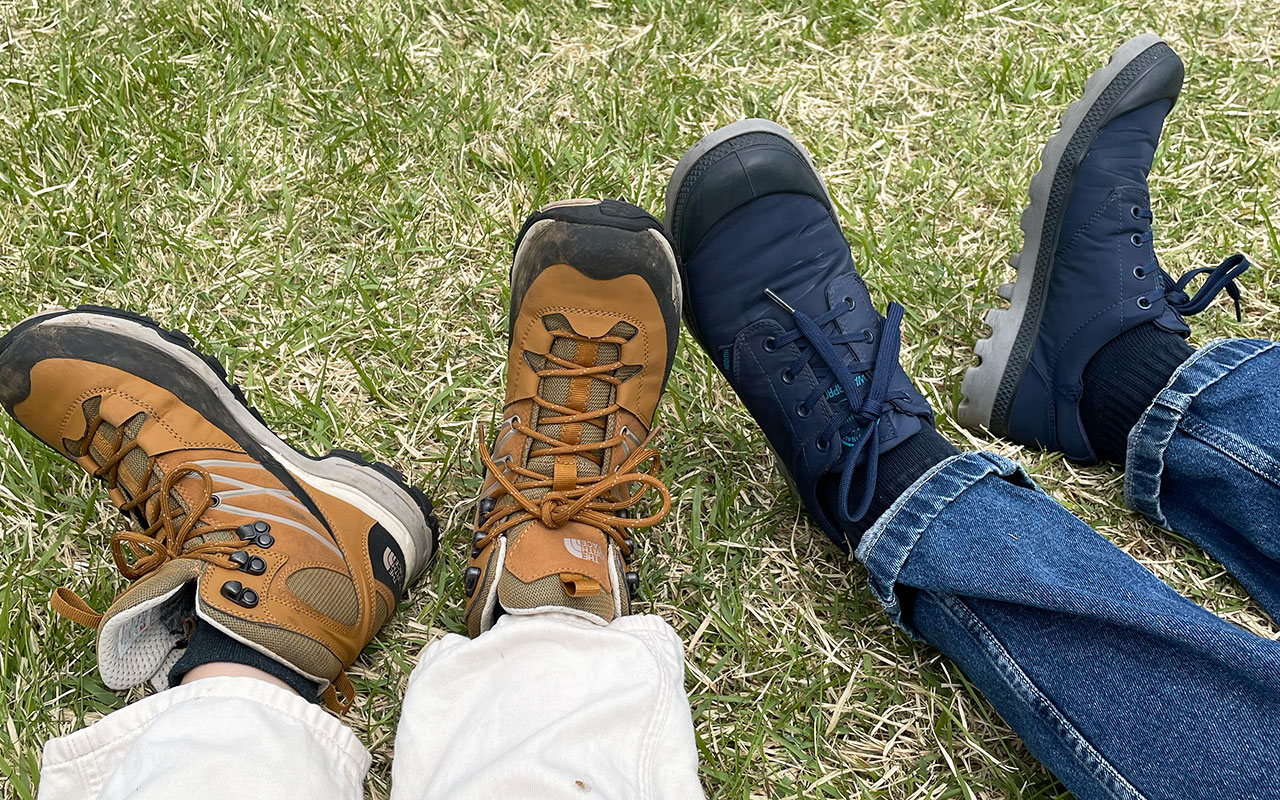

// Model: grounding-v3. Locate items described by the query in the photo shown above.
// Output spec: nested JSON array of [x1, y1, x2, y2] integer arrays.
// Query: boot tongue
[[72, 401, 191, 529], [95, 558, 205, 690], [482, 316, 642, 626], [523, 314, 634, 492], [495, 522, 619, 622]]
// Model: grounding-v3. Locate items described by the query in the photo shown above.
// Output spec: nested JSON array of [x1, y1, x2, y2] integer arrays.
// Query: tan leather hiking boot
[[465, 199, 681, 636], [0, 306, 438, 710]]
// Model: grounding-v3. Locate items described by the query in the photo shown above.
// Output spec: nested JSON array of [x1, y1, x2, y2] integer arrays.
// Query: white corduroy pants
[[37, 613, 704, 800]]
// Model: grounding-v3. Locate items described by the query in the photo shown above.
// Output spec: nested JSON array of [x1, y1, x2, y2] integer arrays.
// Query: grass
[[0, 0, 1278, 797]]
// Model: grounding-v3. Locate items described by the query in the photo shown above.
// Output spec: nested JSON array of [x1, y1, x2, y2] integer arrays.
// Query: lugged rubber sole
[[958, 33, 1178, 436], [0, 305, 439, 581]]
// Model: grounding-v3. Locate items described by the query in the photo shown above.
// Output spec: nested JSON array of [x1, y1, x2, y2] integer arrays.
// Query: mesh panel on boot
[[202, 603, 342, 682], [286, 567, 360, 627], [63, 396, 101, 456], [77, 402, 187, 523], [523, 315, 632, 490], [497, 572, 615, 621]]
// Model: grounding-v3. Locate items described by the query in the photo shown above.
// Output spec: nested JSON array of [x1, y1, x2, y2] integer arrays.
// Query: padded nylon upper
[[1008, 99, 1190, 461], [683, 192, 933, 548]]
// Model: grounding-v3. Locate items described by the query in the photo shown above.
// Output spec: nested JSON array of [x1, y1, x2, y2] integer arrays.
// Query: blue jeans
[[857, 338, 1280, 800]]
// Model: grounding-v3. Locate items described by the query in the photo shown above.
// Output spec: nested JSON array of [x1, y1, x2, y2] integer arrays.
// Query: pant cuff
[[41, 676, 369, 793], [855, 450, 1032, 637], [1124, 338, 1279, 526]]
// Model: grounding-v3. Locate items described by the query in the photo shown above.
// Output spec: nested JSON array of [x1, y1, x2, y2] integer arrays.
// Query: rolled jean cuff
[[1124, 338, 1279, 526], [855, 450, 1032, 636]]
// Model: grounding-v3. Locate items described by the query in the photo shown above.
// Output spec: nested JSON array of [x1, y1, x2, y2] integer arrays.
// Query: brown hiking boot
[[465, 199, 681, 636], [0, 306, 438, 710]]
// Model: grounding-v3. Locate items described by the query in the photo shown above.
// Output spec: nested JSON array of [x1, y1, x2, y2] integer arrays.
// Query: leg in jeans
[[857, 452, 1280, 800], [663, 37, 1274, 800], [1127, 339, 1280, 616], [946, 32, 1277, 800]]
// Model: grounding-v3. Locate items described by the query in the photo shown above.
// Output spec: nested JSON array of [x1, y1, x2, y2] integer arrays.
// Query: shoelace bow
[[765, 290, 911, 524], [476, 329, 672, 558], [1131, 207, 1250, 320]]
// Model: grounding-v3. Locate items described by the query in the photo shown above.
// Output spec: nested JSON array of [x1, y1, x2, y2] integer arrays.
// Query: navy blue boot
[[665, 120, 948, 550], [959, 33, 1249, 462]]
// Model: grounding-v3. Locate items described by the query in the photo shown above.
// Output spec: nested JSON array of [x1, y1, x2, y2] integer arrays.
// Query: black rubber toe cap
[[1107, 42, 1184, 123], [668, 132, 833, 262]]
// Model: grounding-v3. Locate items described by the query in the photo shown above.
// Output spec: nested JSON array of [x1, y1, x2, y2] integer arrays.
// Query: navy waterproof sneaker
[[958, 34, 1249, 462], [665, 120, 945, 550]]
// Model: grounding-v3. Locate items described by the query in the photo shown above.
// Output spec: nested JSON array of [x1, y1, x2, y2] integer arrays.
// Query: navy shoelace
[[764, 289, 910, 523], [1130, 207, 1250, 320]]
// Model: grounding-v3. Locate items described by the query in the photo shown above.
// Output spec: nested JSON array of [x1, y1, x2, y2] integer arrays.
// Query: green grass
[[1, 0, 1278, 797]]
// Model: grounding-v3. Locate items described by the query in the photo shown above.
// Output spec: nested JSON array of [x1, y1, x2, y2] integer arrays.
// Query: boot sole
[[957, 33, 1182, 436], [0, 306, 439, 583]]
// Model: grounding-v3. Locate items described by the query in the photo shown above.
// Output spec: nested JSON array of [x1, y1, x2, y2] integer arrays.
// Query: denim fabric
[[1126, 337, 1280, 617], [857, 451, 1280, 800]]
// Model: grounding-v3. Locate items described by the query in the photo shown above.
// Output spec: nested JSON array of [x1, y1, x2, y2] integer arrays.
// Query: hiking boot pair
[[0, 202, 683, 708]]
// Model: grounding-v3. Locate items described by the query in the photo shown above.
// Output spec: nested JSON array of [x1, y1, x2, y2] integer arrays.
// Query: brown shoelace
[[53, 414, 241, 627], [475, 329, 672, 556], [51, 411, 357, 713]]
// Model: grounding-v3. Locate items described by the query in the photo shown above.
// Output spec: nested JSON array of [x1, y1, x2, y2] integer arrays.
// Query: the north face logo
[[383, 547, 405, 587], [563, 538, 604, 563]]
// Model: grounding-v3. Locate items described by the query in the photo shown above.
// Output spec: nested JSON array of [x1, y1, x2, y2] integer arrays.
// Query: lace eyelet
[[861, 328, 875, 344], [795, 404, 810, 418], [1136, 297, 1152, 310], [842, 296, 855, 310], [816, 438, 830, 452], [464, 566, 482, 597], [781, 369, 795, 384], [1130, 233, 1143, 247], [762, 337, 777, 352], [1133, 266, 1146, 280], [1130, 206, 1142, 219]]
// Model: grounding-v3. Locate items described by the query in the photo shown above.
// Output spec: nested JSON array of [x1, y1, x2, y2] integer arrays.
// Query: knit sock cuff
[[1080, 323, 1193, 464], [870, 424, 960, 514], [845, 424, 960, 542], [169, 622, 320, 702]]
